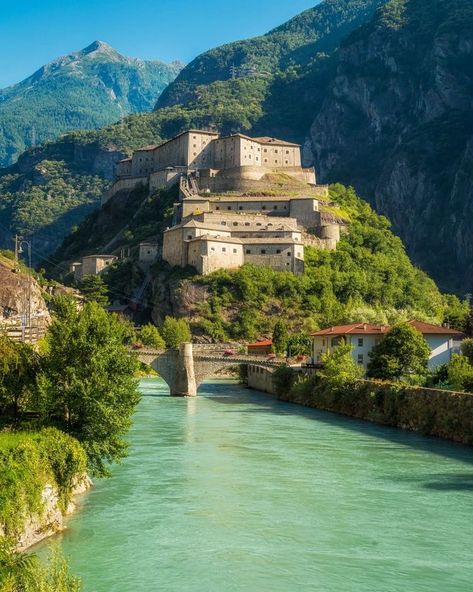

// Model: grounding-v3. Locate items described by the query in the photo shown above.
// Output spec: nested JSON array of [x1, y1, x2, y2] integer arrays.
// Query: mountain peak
[[81, 40, 117, 56]]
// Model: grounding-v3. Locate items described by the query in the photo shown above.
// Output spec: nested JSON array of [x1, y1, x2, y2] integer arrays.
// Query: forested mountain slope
[[0, 41, 183, 167], [310, 0, 473, 293]]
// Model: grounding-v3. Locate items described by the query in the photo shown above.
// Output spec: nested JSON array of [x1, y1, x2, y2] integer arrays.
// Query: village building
[[138, 242, 160, 266], [72, 255, 117, 281], [247, 340, 273, 355], [311, 321, 463, 370]]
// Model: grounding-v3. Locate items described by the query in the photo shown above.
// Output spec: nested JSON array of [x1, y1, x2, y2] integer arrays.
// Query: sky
[[0, 0, 317, 88]]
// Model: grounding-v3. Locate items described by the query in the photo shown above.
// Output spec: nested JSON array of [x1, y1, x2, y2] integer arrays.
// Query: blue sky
[[0, 0, 318, 88]]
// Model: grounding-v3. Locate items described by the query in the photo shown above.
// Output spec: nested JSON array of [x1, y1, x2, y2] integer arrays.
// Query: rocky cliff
[[0, 259, 50, 325], [310, 0, 473, 293]]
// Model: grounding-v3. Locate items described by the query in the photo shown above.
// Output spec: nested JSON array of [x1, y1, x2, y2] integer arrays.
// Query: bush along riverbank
[[256, 366, 473, 445], [0, 295, 141, 589]]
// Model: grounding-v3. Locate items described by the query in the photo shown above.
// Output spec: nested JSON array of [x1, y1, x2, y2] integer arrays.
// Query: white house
[[311, 321, 462, 370], [408, 320, 463, 368], [311, 323, 390, 370]]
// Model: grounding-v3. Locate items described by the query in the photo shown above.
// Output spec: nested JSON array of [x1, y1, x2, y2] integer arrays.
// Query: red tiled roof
[[408, 320, 462, 336], [311, 323, 390, 337], [248, 340, 273, 347], [311, 321, 462, 338]]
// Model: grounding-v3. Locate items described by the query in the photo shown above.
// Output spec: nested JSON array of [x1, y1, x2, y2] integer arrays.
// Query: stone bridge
[[136, 343, 283, 397]]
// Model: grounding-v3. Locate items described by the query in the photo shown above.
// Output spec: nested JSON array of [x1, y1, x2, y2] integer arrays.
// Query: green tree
[[367, 324, 431, 382], [140, 324, 165, 349], [447, 354, 473, 392], [37, 299, 140, 476], [272, 320, 288, 356], [460, 338, 473, 366], [77, 275, 109, 307], [320, 343, 364, 388], [0, 336, 39, 423], [161, 317, 192, 349]]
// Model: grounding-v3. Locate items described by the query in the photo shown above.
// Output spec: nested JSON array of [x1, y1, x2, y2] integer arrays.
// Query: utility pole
[[14, 236, 32, 340]]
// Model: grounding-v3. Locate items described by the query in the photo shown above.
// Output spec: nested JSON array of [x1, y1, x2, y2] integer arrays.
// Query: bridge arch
[[137, 343, 282, 397]]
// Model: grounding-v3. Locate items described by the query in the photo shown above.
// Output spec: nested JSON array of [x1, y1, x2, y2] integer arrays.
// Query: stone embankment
[[1, 475, 92, 551], [247, 366, 473, 445]]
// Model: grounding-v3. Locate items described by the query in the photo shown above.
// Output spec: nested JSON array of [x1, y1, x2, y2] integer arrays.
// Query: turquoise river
[[48, 379, 473, 591]]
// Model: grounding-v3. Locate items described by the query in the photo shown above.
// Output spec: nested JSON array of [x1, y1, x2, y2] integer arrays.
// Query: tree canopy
[[366, 324, 431, 381], [37, 298, 140, 476]]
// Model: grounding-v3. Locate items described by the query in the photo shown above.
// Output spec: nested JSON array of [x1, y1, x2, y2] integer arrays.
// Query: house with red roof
[[311, 321, 462, 370], [247, 339, 273, 355]]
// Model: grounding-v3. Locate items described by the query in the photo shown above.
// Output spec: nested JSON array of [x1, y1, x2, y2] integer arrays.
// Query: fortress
[[104, 129, 343, 276]]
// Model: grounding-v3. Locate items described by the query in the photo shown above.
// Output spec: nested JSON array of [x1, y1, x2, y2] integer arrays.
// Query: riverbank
[[247, 366, 473, 445], [0, 428, 91, 550]]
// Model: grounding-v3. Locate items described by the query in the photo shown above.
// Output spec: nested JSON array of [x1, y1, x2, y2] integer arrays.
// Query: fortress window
[[246, 249, 251, 254], [239, 206, 243, 210], [245, 222, 250, 226], [222, 248, 227, 252], [256, 223, 262, 226], [276, 250, 281, 254], [287, 252, 291, 256], [227, 206, 232, 210], [264, 148, 268, 153], [261, 249, 266, 254], [216, 207, 220, 210], [284, 206, 287, 210], [264, 159, 268, 163], [211, 247, 215, 252], [286, 150, 290, 154], [285, 160, 289, 165], [233, 222, 238, 226], [275, 150, 278, 154], [273, 206, 278, 210], [187, 235, 192, 240], [233, 249, 237, 254], [221, 221, 227, 225], [262, 206, 266, 210]]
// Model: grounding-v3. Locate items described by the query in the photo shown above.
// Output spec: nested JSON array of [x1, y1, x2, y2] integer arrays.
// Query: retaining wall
[[247, 367, 473, 445]]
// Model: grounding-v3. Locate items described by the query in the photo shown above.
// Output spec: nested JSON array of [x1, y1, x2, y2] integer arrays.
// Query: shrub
[[140, 324, 165, 349], [161, 317, 192, 349]]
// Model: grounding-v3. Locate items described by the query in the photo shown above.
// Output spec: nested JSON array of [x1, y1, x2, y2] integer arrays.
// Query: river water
[[51, 379, 473, 591]]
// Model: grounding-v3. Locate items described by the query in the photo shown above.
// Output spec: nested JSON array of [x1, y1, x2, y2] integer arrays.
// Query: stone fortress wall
[[104, 129, 345, 277]]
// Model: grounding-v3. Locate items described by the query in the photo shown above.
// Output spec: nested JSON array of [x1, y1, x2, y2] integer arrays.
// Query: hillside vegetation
[[180, 184, 450, 342]]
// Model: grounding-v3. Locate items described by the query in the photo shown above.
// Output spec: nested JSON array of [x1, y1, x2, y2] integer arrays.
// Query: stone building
[[139, 242, 160, 266], [115, 129, 316, 189], [72, 255, 117, 281], [163, 219, 305, 276]]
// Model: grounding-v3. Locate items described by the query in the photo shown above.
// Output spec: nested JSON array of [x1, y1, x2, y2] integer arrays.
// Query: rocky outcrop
[[15, 476, 92, 551], [310, 0, 473, 293], [0, 262, 50, 325]]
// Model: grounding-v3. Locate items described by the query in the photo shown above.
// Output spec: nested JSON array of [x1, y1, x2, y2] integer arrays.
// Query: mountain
[[0, 41, 183, 166], [309, 0, 473, 294], [155, 0, 387, 143]]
